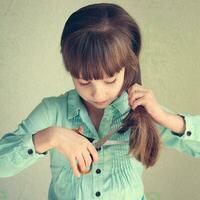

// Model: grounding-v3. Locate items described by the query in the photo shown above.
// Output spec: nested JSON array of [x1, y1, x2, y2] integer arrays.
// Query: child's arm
[[0, 98, 52, 177], [156, 112, 200, 157], [33, 126, 99, 177], [153, 109, 185, 134], [128, 83, 200, 157], [0, 97, 98, 178]]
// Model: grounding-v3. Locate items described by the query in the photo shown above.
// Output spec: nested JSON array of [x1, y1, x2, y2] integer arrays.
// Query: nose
[[91, 85, 107, 102]]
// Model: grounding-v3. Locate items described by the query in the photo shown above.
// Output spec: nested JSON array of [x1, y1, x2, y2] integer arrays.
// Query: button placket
[[92, 154, 104, 199]]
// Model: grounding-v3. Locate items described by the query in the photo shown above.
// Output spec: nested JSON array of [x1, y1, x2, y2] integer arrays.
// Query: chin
[[92, 102, 108, 108]]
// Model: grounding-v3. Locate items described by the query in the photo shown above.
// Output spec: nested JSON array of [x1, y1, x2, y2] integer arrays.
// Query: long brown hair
[[60, 3, 161, 168]]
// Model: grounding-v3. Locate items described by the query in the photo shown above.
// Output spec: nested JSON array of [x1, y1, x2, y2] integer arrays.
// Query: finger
[[76, 153, 86, 172], [130, 86, 147, 95], [77, 126, 84, 135], [69, 156, 81, 177], [82, 150, 92, 167], [128, 83, 143, 92], [72, 128, 80, 134], [73, 126, 83, 133], [128, 84, 147, 95], [128, 91, 146, 103], [133, 83, 145, 89], [87, 144, 99, 163], [132, 98, 146, 110]]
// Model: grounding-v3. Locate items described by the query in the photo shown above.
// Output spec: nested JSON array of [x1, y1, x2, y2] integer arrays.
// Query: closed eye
[[79, 78, 116, 86], [79, 82, 90, 85], [105, 79, 116, 84]]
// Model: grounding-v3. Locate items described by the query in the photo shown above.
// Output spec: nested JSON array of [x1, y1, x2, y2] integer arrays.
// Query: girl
[[0, 3, 199, 200]]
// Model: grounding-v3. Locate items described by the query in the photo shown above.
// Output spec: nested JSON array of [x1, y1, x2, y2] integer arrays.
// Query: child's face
[[72, 67, 125, 109]]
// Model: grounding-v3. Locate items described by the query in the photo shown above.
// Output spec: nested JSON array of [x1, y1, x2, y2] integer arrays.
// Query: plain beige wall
[[0, 1, 200, 200]]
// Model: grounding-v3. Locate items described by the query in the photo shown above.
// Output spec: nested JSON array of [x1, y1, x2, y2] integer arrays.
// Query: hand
[[52, 126, 99, 177], [127, 83, 166, 124]]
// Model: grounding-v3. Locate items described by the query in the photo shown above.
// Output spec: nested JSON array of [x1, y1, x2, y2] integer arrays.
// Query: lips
[[94, 100, 107, 104]]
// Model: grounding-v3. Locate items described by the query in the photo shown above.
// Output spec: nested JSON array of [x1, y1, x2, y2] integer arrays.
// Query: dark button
[[96, 147, 101, 152], [28, 149, 33, 155], [95, 191, 101, 197], [96, 169, 101, 174], [186, 131, 192, 136]]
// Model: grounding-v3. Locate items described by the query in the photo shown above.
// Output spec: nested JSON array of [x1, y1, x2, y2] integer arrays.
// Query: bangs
[[62, 29, 137, 80]]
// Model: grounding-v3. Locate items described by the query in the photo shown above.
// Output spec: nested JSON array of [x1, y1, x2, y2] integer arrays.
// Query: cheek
[[108, 83, 124, 98], [113, 79, 125, 96], [75, 85, 86, 95], [115, 79, 124, 91], [73, 82, 84, 94], [75, 85, 92, 101]]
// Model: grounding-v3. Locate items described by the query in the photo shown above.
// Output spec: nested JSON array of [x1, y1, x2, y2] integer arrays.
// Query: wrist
[[157, 111, 186, 134], [33, 127, 57, 153], [47, 126, 59, 149], [155, 108, 169, 126]]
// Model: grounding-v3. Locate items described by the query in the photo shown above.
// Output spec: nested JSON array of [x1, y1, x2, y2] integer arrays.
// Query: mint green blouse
[[0, 89, 200, 200]]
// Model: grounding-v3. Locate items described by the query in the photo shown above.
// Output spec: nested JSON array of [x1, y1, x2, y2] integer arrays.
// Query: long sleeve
[[0, 97, 54, 178], [157, 107, 200, 158]]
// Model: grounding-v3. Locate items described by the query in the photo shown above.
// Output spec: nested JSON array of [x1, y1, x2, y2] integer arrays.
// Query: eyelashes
[[79, 82, 90, 86], [79, 79, 116, 86], [106, 79, 116, 84]]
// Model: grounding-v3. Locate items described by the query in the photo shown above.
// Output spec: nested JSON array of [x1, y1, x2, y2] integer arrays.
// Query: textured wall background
[[0, 1, 200, 200]]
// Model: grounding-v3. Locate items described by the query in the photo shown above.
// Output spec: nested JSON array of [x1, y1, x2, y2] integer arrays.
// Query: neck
[[81, 98, 104, 116]]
